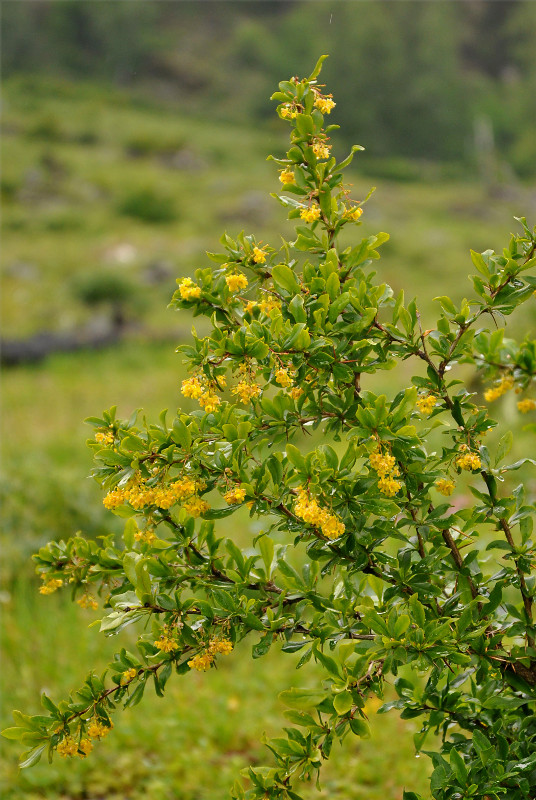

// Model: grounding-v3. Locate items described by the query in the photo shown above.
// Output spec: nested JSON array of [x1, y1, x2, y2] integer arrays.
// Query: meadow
[[2, 75, 536, 799]]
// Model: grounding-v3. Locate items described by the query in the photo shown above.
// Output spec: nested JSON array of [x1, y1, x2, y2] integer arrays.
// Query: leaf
[[286, 443, 307, 473], [333, 690, 353, 715], [495, 431, 514, 466], [308, 54, 329, 81], [449, 748, 467, 785], [1, 727, 26, 740], [279, 688, 327, 710], [19, 744, 47, 769], [349, 717, 371, 738], [482, 696, 527, 710], [272, 264, 300, 295]]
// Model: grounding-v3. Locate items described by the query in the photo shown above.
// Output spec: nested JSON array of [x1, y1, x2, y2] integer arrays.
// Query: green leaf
[[349, 718, 371, 738], [333, 691, 353, 715], [272, 264, 300, 295], [308, 54, 329, 81], [1, 727, 26, 740], [19, 744, 47, 769], [449, 748, 467, 785], [286, 443, 307, 473], [495, 430, 514, 466], [279, 688, 327, 710]]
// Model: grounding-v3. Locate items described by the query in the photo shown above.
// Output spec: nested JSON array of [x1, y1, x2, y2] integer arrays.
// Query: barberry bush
[[4, 56, 536, 799]]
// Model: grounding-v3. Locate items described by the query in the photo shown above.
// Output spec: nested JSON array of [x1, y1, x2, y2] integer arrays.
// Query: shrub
[[117, 187, 177, 224], [4, 57, 536, 799]]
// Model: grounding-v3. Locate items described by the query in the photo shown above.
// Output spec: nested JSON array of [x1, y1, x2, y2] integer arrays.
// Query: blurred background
[[1, 2, 536, 798]]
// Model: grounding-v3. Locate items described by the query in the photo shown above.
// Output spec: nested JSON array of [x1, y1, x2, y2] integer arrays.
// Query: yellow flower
[[416, 394, 437, 415], [188, 652, 213, 672], [95, 430, 114, 446], [294, 487, 344, 540], [134, 528, 156, 544], [154, 634, 178, 653], [226, 273, 248, 292], [518, 398, 536, 414], [87, 720, 112, 740], [279, 168, 295, 185], [252, 246, 268, 264], [208, 636, 234, 655], [300, 205, 321, 223], [198, 391, 221, 414], [484, 373, 514, 402], [289, 386, 304, 400], [77, 593, 98, 611], [181, 375, 205, 400], [258, 295, 281, 314], [314, 95, 336, 114], [179, 277, 202, 301], [343, 205, 363, 222], [39, 578, 63, 595], [182, 496, 210, 518], [224, 485, 247, 505], [244, 300, 258, 314], [57, 737, 78, 757], [275, 368, 293, 388], [435, 478, 455, 496], [120, 667, 138, 685], [369, 448, 396, 478], [377, 476, 402, 497], [456, 451, 481, 472], [280, 105, 299, 120], [78, 739, 93, 758], [312, 141, 331, 160], [103, 487, 126, 510], [232, 380, 261, 404]]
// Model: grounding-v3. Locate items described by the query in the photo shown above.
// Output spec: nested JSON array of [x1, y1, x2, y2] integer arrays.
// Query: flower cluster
[[279, 168, 295, 185], [456, 447, 482, 472], [484, 373, 514, 402], [95, 430, 114, 446], [312, 140, 331, 160], [188, 636, 234, 672], [134, 527, 156, 544], [289, 386, 304, 400], [57, 737, 92, 758], [416, 394, 438, 415], [300, 205, 321, 223], [435, 478, 455, 496], [517, 398, 536, 413], [179, 277, 202, 302], [369, 447, 402, 497], [224, 485, 246, 505], [232, 380, 262, 404], [314, 94, 336, 115], [181, 374, 223, 414], [87, 720, 112, 740], [275, 367, 293, 388], [154, 630, 179, 653], [225, 273, 248, 293], [280, 104, 300, 120], [252, 246, 267, 264], [39, 578, 63, 595], [103, 474, 207, 514], [294, 487, 345, 540], [120, 667, 138, 685], [342, 205, 363, 222], [77, 593, 98, 610], [182, 496, 210, 518]]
